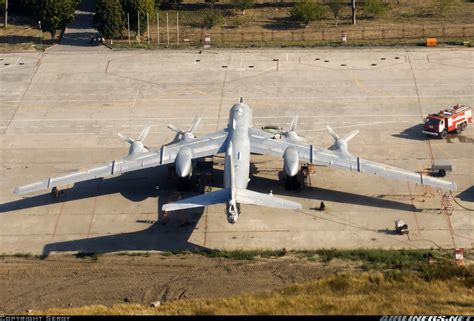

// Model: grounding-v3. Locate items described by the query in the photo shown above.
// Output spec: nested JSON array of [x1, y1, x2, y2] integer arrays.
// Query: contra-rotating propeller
[[263, 115, 310, 142], [326, 125, 359, 154], [117, 125, 151, 157], [167, 116, 201, 141]]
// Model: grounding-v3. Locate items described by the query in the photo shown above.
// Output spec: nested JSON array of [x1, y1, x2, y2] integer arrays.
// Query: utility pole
[[137, 11, 140, 44], [157, 12, 160, 45], [176, 12, 179, 45], [352, 0, 356, 25], [4, 0, 8, 28], [127, 13, 130, 44], [166, 12, 169, 45], [147, 12, 150, 46]]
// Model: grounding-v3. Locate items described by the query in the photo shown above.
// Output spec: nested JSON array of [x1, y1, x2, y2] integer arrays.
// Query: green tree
[[201, 9, 223, 28], [36, 0, 79, 37], [290, 1, 327, 26], [328, 1, 344, 27], [362, 0, 388, 18], [95, 0, 125, 39], [231, 0, 254, 15], [121, 0, 155, 34]]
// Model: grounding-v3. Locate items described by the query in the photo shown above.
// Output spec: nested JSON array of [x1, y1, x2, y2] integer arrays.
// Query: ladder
[[441, 192, 455, 216]]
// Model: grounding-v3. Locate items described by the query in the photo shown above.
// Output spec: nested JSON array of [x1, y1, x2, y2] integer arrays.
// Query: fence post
[[241, 29, 244, 42], [382, 26, 385, 39], [422, 24, 425, 38], [442, 24, 445, 37], [362, 27, 365, 40], [463, 25, 466, 37], [322, 28, 325, 41], [302, 31, 305, 41], [402, 25, 405, 39], [271, 30, 274, 41], [221, 29, 224, 43], [261, 31, 264, 42], [291, 31, 294, 41]]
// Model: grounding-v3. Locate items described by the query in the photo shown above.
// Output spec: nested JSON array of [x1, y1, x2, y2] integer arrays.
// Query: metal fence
[[113, 23, 474, 46]]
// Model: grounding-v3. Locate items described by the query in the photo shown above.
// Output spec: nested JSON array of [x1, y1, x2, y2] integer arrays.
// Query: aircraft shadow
[[456, 185, 474, 202], [2, 166, 208, 256], [247, 167, 419, 212], [3, 162, 419, 256]]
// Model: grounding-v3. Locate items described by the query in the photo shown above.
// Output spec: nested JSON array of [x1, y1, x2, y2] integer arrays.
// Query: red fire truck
[[423, 104, 472, 139]]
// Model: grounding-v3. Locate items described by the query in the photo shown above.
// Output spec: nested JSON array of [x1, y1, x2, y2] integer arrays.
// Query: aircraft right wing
[[248, 127, 457, 191], [14, 129, 229, 195]]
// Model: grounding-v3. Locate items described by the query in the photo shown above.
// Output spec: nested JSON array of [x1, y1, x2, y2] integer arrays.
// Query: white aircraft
[[15, 101, 457, 224]]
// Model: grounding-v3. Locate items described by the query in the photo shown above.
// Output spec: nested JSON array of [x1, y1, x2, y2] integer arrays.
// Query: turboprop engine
[[175, 148, 193, 178], [283, 147, 299, 177], [117, 126, 151, 159]]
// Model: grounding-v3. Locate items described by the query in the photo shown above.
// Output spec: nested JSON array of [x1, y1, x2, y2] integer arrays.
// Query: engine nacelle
[[283, 147, 299, 177], [175, 148, 193, 178]]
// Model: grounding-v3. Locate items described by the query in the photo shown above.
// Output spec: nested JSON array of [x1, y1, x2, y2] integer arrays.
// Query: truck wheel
[[460, 122, 467, 130], [456, 125, 462, 134], [440, 130, 448, 139], [438, 169, 446, 177]]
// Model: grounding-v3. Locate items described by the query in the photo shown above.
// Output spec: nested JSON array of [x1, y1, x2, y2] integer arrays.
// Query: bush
[[290, 1, 327, 27], [36, 0, 80, 37], [201, 9, 224, 29]]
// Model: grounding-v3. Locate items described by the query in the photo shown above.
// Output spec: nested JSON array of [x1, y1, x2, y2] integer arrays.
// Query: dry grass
[[33, 270, 474, 315]]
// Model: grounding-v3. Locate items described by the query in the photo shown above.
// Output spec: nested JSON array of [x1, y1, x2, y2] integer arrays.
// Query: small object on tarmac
[[430, 159, 453, 177], [319, 201, 326, 211], [395, 220, 409, 235]]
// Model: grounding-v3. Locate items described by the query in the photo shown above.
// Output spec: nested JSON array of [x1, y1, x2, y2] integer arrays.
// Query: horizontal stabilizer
[[235, 189, 302, 211], [162, 188, 229, 212]]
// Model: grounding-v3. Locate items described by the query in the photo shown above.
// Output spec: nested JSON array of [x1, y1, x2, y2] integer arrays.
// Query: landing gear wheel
[[440, 130, 448, 139], [438, 169, 446, 177]]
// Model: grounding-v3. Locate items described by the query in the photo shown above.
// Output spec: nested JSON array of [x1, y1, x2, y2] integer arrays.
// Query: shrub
[[290, 1, 327, 27]]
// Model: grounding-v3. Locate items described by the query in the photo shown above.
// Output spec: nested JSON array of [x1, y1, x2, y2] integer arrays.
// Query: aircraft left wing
[[248, 128, 457, 191], [14, 130, 228, 195]]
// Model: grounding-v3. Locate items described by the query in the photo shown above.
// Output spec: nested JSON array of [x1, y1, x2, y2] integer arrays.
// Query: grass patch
[[75, 252, 100, 261], [116, 252, 151, 257], [301, 248, 449, 270], [33, 270, 474, 315]]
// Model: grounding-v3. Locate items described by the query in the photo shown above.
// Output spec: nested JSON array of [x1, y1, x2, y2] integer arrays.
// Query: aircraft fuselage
[[223, 103, 253, 223]]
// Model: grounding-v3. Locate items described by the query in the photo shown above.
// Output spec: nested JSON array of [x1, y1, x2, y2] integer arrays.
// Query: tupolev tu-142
[[14, 100, 457, 224]]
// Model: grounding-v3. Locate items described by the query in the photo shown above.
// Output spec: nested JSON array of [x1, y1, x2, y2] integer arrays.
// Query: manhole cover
[[324, 60, 329, 62], [371, 63, 377, 66], [315, 58, 320, 60], [222, 65, 228, 68], [249, 65, 254, 68]]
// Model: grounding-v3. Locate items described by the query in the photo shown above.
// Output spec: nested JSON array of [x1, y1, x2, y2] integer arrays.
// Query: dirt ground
[[0, 253, 357, 314]]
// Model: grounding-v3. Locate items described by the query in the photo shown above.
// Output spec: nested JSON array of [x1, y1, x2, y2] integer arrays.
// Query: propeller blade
[[117, 132, 134, 145], [342, 129, 359, 142], [138, 125, 151, 143], [289, 115, 299, 132], [189, 117, 201, 133], [167, 124, 185, 135], [326, 125, 340, 142]]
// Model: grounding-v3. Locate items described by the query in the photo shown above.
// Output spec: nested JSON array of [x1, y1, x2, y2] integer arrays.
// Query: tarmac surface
[[0, 47, 473, 255]]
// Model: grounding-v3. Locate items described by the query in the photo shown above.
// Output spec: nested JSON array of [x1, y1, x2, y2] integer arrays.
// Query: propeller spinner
[[326, 125, 359, 154]]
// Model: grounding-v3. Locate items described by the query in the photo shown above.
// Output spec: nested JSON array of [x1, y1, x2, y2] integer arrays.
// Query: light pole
[[38, 20, 42, 47]]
